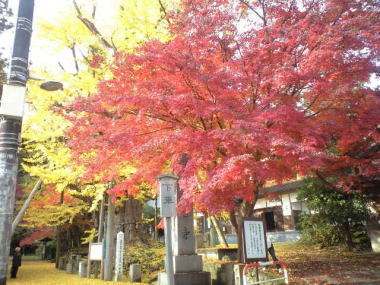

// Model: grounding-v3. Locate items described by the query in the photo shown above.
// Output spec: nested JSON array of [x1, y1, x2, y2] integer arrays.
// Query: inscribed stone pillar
[[158, 175, 211, 285], [172, 213, 196, 255]]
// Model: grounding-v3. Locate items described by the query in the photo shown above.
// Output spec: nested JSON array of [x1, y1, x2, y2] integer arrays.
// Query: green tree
[[297, 178, 370, 250]]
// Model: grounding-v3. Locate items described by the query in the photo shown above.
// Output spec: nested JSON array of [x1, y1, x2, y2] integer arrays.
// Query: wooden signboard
[[87, 242, 104, 278], [89, 242, 103, 260], [242, 219, 268, 263]]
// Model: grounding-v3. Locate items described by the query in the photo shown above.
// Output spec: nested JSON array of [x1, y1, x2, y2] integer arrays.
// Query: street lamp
[[28, 77, 64, 91], [39, 81, 63, 91]]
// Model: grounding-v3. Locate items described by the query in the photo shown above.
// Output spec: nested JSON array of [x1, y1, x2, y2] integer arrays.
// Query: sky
[[3, 0, 118, 75], [2, 0, 379, 88]]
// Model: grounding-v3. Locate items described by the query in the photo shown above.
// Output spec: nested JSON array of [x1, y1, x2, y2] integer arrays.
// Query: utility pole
[[0, 1, 34, 284]]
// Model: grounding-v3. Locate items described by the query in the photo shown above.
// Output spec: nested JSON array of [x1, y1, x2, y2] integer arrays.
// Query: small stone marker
[[129, 263, 142, 282], [66, 260, 74, 274], [78, 261, 87, 278], [58, 257, 65, 270], [72, 255, 81, 274], [114, 231, 125, 281]]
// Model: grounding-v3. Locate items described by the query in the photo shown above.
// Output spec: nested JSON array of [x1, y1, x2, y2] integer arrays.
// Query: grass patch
[[22, 255, 41, 260]]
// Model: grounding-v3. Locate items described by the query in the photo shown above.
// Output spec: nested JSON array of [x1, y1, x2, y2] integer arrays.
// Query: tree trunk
[[11, 178, 42, 235], [97, 196, 105, 242], [230, 210, 244, 263], [103, 195, 115, 281], [124, 196, 144, 243], [55, 226, 62, 268], [343, 221, 354, 251], [210, 216, 229, 248], [55, 190, 65, 268], [229, 200, 257, 263]]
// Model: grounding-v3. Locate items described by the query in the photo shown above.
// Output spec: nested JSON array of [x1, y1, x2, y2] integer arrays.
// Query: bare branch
[[158, 0, 171, 24], [70, 44, 80, 73], [238, 0, 266, 25], [58, 62, 67, 72], [72, 0, 116, 52]]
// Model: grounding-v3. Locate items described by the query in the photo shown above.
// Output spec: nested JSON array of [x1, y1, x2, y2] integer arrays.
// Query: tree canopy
[[67, 0, 379, 214], [20, 0, 177, 240]]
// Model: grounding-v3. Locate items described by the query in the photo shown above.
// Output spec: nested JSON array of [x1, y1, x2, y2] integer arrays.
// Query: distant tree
[[297, 178, 370, 250]]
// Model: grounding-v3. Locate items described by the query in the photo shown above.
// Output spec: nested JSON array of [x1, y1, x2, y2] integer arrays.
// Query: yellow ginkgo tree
[[19, 0, 179, 252]]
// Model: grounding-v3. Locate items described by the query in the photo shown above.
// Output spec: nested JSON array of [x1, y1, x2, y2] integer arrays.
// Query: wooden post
[[210, 216, 229, 248]]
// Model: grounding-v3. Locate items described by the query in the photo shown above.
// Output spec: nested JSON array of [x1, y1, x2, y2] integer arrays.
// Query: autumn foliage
[[67, 0, 380, 213]]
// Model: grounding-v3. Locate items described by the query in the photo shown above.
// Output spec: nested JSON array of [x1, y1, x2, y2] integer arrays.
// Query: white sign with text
[[89, 242, 103, 261], [114, 231, 124, 281], [159, 175, 178, 217], [243, 220, 267, 260]]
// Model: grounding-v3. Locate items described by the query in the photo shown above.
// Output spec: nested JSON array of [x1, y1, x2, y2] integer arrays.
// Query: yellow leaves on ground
[[8, 261, 146, 285]]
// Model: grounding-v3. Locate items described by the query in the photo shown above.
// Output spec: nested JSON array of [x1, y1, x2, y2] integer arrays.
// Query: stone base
[[204, 262, 235, 285], [173, 255, 203, 273], [158, 271, 211, 285]]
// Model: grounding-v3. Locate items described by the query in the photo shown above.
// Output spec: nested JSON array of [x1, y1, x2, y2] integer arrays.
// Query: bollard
[[78, 261, 88, 278]]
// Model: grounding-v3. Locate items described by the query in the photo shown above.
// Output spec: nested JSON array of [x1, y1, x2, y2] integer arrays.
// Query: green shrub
[[297, 178, 370, 250], [124, 239, 165, 282]]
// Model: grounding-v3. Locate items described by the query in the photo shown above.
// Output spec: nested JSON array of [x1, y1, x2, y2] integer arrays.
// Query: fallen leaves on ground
[[7, 261, 146, 285], [274, 242, 380, 284]]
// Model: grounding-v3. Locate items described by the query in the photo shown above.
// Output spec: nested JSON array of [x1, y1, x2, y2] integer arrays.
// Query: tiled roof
[[261, 179, 306, 194]]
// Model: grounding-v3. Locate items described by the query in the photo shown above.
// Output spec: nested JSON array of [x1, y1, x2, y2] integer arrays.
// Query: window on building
[[264, 212, 276, 231]]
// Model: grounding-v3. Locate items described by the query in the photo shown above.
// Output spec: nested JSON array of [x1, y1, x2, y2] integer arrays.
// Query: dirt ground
[[275, 242, 380, 285], [7, 243, 380, 285]]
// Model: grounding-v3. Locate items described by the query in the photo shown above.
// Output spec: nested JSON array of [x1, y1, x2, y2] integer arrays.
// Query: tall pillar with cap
[[157, 174, 211, 285]]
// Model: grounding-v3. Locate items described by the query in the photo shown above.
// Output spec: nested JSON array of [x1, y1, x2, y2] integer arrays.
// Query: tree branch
[[12, 178, 43, 235], [70, 44, 80, 74], [158, 0, 171, 25], [72, 0, 116, 52], [238, 0, 265, 23]]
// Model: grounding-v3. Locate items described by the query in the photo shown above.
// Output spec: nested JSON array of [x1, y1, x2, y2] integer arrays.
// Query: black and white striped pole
[[0, 1, 34, 284]]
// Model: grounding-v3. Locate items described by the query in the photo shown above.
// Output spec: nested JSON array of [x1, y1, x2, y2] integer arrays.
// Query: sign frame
[[242, 218, 268, 263], [87, 242, 104, 278], [89, 242, 103, 261], [114, 231, 125, 281]]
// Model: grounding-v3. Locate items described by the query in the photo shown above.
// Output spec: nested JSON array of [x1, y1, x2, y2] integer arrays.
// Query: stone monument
[[114, 231, 124, 281], [158, 174, 211, 285]]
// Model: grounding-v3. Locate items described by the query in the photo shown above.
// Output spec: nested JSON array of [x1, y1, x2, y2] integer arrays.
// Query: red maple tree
[[66, 0, 379, 257]]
